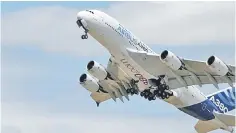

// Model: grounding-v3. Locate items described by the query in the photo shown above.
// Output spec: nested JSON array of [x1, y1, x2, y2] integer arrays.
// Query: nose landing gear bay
[[76, 19, 88, 40]]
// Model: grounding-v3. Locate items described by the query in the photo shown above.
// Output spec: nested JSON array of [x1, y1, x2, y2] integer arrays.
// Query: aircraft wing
[[87, 57, 137, 105], [91, 92, 111, 104], [126, 49, 235, 89], [106, 57, 133, 82]]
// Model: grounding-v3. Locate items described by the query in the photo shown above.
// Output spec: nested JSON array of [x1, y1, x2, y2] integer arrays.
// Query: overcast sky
[[1, 1, 235, 133]]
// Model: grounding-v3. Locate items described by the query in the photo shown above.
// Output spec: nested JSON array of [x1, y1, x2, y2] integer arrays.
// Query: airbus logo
[[117, 25, 151, 53], [209, 96, 229, 113]]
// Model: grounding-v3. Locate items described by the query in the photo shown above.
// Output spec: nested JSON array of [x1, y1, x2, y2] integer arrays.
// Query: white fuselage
[[76, 10, 228, 128], [77, 10, 206, 107]]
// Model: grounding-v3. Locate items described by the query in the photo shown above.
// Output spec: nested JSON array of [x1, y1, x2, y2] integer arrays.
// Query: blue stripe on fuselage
[[179, 99, 219, 121]]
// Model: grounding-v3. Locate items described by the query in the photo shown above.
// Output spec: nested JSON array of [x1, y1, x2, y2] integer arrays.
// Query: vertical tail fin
[[207, 87, 235, 113]]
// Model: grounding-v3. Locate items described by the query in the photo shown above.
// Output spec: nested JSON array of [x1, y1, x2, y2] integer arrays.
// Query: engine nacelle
[[160, 50, 183, 70], [79, 73, 100, 92], [87, 60, 109, 80], [206, 56, 229, 76]]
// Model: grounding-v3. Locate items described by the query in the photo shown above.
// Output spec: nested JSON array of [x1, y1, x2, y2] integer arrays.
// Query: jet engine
[[206, 56, 229, 76], [79, 73, 100, 92], [87, 60, 112, 80], [160, 50, 184, 70]]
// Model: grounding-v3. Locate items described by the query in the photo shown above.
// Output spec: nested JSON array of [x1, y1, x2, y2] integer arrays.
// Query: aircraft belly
[[170, 86, 218, 121], [179, 100, 216, 121], [114, 56, 152, 91], [174, 86, 206, 107], [98, 33, 154, 90]]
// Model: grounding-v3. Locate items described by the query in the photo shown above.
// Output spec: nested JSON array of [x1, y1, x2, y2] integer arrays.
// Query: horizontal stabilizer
[[194, 120, 218, 133], [214, 111, 236, 126]]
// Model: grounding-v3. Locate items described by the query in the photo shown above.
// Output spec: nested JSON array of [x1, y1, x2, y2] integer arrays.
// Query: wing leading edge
[[126, 48, 235, 89]]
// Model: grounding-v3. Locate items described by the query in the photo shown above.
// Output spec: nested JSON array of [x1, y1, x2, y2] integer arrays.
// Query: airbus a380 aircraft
[[76, 10, 235, 133]]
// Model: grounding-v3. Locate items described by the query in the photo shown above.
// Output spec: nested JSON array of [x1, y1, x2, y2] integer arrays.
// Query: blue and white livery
[[76, 10, 235, 133]]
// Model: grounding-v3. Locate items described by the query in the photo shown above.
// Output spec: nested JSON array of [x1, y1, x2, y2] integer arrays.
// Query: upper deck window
[[86, 10, 94, 14]]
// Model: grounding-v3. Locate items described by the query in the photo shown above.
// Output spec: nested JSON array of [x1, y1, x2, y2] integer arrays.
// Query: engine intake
[[79, 73, 100, 92], [206, 56, 229, 76], [80, 73, 87, 82], [87, 60, 112, 80], [160, 50, 168, 60], [207, 56, 215, 66], [87, 61, 94, 70], [160, 50, 184, 70]]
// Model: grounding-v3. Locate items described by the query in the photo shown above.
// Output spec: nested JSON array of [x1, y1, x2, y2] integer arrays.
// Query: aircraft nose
[[77, 11, 86, 20], [77, 10, 93, 20], [76, 11, 89, 29]]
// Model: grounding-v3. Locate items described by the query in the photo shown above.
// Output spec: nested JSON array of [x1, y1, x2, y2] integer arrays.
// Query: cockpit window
[[86, 10, 94, 14]]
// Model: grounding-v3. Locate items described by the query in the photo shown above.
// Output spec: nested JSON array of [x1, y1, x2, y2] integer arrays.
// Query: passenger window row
[[104, 22, 122, 37]]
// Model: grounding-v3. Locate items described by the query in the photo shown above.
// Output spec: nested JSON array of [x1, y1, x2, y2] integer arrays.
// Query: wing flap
[[167, 75, 234, 89]]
